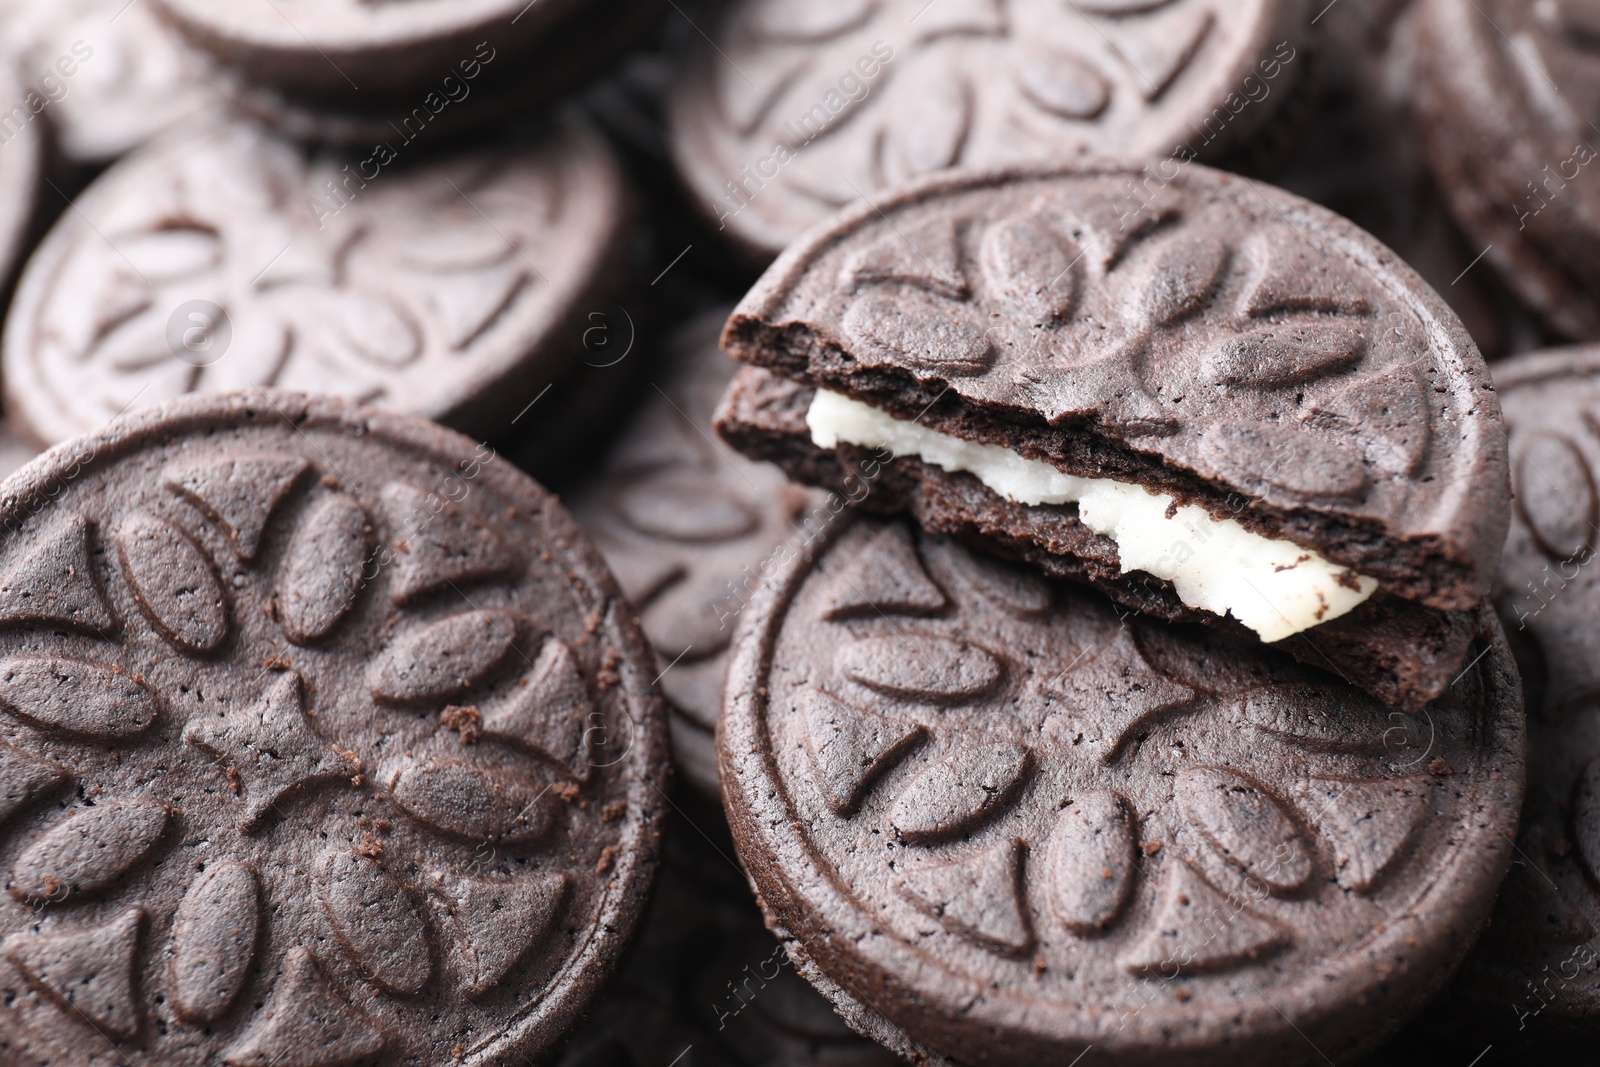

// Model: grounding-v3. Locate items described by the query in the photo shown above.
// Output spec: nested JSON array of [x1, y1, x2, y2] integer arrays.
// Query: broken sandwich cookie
[[714, 163, 1510, 711]]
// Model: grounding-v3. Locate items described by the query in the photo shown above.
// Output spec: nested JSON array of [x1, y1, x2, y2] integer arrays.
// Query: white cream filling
[[806, 389, 1377, 642]]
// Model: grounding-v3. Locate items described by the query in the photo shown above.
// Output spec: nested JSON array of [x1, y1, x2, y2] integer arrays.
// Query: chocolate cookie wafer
[[720, 514, 1522, 1066], [0, 390, 668, 1065]]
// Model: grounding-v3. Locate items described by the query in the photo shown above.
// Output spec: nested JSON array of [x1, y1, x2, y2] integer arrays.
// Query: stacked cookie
[[0, 0, 1594, 1064]]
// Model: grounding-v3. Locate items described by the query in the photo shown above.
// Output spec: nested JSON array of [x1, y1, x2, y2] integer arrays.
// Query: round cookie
[[3, 117, 629, 447], [568, 309, 824, 794], [0, 390, 668, 1065], [669, 0, 1309, 261], [713, 162, 1509, 713], [1, 0, 217, 164], [1406, 0, 1600, 339], [719, 514, 1523, 1066], [1444, 345, 1600, 1051]]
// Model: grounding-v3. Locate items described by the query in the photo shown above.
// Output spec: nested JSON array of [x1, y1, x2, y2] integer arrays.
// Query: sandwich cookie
[[715, 162, 1509, 711], [719, 514, 1523, 1066], [0, 390, 668, 1065]]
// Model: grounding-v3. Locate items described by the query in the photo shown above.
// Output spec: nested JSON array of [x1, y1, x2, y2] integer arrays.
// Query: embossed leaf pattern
[[1515, 431, 1598, 561], [812, 527, 1437, 968], [171, 862, 261, 1023], [980, 216, 1079, 323], [0, 450, 600, 1049]]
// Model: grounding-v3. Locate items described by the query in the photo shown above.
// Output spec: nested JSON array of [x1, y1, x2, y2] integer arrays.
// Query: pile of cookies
[[0, 0, 1589, 1064]]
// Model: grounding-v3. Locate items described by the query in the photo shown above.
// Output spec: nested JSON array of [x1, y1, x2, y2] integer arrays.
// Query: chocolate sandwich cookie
[[0, 390, 668, 1065], [668, 0, 1309, 262], [715, 163, 1509, 712], [2, 0, 216, 165], [719, 514, 1523, 1067], [1406, 0, 1600, 340], [3, 117, 630, 447], [569, 310, 824, 794], [1442, 346, 1600, 1052]]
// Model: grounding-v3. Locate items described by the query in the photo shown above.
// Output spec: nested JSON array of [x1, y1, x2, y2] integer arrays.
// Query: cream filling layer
[[805, 389, 1377, 642]]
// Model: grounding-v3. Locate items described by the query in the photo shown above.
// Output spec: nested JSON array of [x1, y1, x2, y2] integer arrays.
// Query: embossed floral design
[[784, 522, 1456, 975], [673, 0, 1284, 254], [8, 119, 622, 446], [0, 418, 645, 1064]]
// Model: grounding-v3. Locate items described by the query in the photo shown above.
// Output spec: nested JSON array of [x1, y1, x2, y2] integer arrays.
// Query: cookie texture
[[719, 514, 1523, 1066], [3, 118, 628, 447], [1446, 345, 1600, 1050], [669, 0, 1308, 260], [569, 310, 824, 794], [0, 391, 668, 1065], [715, 161, 1509, 710], [1407, 0, 1600, 339]]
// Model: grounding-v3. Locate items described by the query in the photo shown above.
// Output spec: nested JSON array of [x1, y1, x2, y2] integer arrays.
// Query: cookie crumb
[[553, 782, 581, 802], [356, 833, 384, 858], [1141, 840, 1163, 856], [1031, 954, 1047, 977], [225, 765, 241, 793], [596, 845, 617, 874], [441, 704, 482, 744], [1428, 757, 1453, 776], [263, 654, 292, 671], [602, 800, 627, 822], [1175, 988, 1192, 1002]]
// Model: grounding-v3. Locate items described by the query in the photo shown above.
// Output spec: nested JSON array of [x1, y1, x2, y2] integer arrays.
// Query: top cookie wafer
[[670, 0, 1307, 261], [0, 391, 667, 1065], [714, 161, 1509, 711]]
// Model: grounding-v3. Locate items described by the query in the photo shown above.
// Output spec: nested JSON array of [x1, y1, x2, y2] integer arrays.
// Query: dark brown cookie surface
[[2, 0, 217, 164], [3, 118, 628, 447], [568, 310, 824, 794], [719, 515, 1523, 1066], [0, 391, 668, 1065], [669, 0, 1307, 260], [1446, 346, 1600, 1049], [715, 162, 1508, 711], [1407, 0, 1600, 339]]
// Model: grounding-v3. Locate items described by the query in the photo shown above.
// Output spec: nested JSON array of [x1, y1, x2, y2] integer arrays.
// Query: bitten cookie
[[0, 390, 668, 1065], [715, 162, 1509, 711], [719, 515, 1522, 1066]]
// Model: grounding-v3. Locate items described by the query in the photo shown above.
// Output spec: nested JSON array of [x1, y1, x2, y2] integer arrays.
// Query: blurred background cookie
[[2, 116, 632, 449], [569, 308, 824, 794], [669, 0, 1310, 262]]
